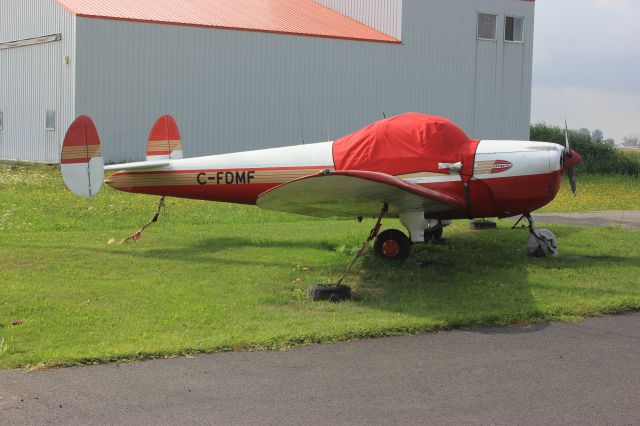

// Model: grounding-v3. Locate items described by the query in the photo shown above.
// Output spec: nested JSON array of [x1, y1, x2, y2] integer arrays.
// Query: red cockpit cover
[[332, 113, 479, 176]]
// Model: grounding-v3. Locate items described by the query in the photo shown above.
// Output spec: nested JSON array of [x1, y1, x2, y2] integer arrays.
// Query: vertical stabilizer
[[146, 115, 183, 161], [61, 116, 104, 197]]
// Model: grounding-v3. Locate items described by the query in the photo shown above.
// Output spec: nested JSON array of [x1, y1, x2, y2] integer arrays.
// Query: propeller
[[563, 120, 578, 196], [564, 120, 573, 159]]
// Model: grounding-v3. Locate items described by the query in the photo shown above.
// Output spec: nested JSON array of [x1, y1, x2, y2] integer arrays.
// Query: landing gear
[[374, 229, 412, 261], [513, 213, 558, 257], [424, 227, 444, 242]]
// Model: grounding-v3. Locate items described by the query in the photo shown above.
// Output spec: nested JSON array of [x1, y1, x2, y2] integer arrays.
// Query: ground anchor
[[306, 285, 352, 302], [306, 204, 388, 302], [470, 219, 497, 230]]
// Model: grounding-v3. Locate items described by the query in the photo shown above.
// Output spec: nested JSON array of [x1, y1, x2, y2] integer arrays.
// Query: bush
[[531, 123, 640, 177]]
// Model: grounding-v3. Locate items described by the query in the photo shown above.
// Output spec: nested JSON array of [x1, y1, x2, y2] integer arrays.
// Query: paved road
[[2, 313, 639, 425], [530, 210, 640, 229]]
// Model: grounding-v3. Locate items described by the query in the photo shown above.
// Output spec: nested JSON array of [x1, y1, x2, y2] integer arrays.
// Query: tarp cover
[[332, 113, 479, 176]]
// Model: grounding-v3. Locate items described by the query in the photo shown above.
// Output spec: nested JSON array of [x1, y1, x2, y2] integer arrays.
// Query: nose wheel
[[513, 213, 558, 257], [374, 229, 412, 260]]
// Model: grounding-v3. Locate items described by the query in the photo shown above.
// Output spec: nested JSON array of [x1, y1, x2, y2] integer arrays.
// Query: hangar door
[[0, 34, 62, 163]]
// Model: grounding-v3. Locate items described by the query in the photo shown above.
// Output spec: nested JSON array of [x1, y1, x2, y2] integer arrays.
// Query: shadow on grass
[[85, 227, 638, 330], [345, 237, 542, 326], [86, 236, 340, 269], [346, 227, 639, 328]]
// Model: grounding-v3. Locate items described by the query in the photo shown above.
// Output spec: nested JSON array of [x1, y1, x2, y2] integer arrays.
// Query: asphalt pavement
[[1, 313, 640, 426], [530, 210, 640, 228]]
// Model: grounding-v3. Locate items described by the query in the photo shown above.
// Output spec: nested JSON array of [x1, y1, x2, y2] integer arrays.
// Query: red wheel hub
[[382, 239, 400, 257]]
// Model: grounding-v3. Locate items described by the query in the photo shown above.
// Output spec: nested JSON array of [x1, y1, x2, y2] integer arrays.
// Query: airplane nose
[[563, 150, 582, 169]]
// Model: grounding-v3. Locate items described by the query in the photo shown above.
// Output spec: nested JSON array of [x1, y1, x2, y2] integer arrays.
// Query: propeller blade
[[564, 120, 573, 159], [569, 167, 577, 197]]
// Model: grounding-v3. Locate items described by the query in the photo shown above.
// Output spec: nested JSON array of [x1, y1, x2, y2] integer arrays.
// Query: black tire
[[425, 227, 444, 242], [307, 285, 352, 302], [374, 229, 411, 261]]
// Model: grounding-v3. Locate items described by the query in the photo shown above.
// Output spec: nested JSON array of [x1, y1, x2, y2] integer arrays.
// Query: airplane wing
[[256, 170, 465, 218]]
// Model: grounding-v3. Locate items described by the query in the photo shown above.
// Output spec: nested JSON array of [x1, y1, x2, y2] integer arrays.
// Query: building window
[[505, 16, 524, 42], [0, 112, 3, 130], [45, 111, 56, 131], [477, 13, 497, 41]]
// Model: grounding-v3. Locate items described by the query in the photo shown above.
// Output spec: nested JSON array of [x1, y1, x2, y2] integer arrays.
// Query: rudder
[[61, 116, 104, 197], [146, 115, 183, 161]]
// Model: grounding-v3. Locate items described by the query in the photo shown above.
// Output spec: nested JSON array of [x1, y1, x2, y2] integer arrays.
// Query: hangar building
[[0, 0, 535, 163]]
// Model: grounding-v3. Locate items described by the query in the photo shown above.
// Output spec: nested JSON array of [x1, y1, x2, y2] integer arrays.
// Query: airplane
[[60, 112, 582, 262]]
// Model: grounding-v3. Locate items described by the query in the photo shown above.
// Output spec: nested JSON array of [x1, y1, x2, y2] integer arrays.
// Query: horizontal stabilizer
[[257, 170, 465, 218], [105, 161, 171, 172], [61, 116, 104, 197]]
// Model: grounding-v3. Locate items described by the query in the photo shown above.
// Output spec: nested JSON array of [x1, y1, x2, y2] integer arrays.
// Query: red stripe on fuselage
[[106, 168, 563, 218], [118, 183, 278, 204], [112, 165, 332, 176]]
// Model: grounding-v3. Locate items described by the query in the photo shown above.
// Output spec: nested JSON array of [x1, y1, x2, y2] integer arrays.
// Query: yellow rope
[[118, 196, 166, 244]]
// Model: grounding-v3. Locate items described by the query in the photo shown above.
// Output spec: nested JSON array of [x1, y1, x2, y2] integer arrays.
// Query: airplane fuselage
[[106, 139, 565, 220]]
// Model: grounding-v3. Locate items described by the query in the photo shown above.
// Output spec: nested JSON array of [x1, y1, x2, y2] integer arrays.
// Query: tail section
[[146, 115, 183, 161], [61, 116, 104, 197]]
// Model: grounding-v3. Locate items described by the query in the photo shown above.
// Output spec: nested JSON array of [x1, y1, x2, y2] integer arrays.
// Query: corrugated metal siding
[[74, 0, 534, 163], [469, 0, 535, 139], [0, 0, 75, 163], [315, 0, 403, 40], [5, 0, 533, 163]]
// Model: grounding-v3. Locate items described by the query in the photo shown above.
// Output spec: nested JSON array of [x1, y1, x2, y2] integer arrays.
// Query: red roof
[[55, 0, 400, 43]]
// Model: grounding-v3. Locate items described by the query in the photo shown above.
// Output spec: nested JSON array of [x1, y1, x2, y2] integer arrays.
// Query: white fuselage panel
[[169, 141, 335, 170], [474, 140, 563, 179]]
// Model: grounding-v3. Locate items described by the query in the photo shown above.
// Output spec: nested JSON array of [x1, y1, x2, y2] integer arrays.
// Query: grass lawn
[[1, 163, 639, 370], [620, 148, 640, 165], [540, 173, 640, 212]]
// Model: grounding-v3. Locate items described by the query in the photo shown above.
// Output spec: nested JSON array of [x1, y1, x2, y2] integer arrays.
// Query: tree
[[578, 128, 591, 138], [592, 129, 604, 142], [603, 138, 615, 148]]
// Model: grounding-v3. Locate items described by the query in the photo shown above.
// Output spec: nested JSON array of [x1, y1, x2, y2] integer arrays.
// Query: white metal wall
[[0, 0, 75, 163], [315, 0, 403, 40], [74, 0, 534, 164]]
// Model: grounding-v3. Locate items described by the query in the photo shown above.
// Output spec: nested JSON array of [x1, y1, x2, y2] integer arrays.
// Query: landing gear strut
[[424, 227, 444, 243], [513, 213, 558, 257]]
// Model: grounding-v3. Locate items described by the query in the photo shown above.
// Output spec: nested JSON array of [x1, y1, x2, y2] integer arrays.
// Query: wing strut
[[336, 203, 388, 286]]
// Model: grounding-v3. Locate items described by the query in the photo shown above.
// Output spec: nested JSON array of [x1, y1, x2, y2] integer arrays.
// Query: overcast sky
[[532, 0, 640, 142]]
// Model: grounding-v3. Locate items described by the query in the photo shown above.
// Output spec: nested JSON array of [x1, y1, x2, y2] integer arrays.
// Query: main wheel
[[374, 229, 411, 261]]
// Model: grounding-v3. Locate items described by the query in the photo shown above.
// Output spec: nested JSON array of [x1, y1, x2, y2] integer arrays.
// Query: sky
[[531, 0, 640, 142]]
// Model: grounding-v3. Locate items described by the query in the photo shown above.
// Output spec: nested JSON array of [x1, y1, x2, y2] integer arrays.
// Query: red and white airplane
[[61, 113, 581, 260]]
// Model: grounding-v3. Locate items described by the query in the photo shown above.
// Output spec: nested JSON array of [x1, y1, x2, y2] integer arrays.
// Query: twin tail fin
[[61, 114, 182, 197], [146, 115, 183, 161], [60, 116, 104, 197]]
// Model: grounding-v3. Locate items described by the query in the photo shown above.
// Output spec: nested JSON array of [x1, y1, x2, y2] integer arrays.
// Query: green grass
[[1, 163, 640, 370], [540, 174, 640, 212], [620, 148, 640, 165]]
